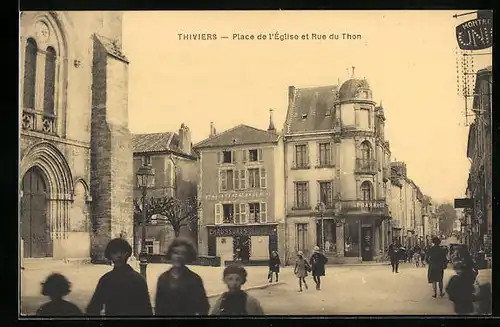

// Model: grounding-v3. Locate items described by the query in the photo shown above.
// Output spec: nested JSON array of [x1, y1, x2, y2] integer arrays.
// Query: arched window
[[360, 141, 371, 160], [23, 38, 38, 109], [43, 47, 56, 114], [361, 181, 372, 201]]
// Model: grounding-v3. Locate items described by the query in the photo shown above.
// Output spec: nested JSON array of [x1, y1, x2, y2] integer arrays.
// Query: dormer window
[[301, 114, 308, 119], [222, 150, 232, 163]]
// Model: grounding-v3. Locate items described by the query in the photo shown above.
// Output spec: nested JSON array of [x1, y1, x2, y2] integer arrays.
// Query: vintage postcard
[[19, 10, 492, 317]]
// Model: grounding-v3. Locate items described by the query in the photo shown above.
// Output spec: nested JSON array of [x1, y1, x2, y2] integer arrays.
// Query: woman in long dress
[[426, 237, 448, 298]]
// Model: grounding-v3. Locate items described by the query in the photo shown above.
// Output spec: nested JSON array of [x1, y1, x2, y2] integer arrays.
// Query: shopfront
[[206, 224, 278, 264]]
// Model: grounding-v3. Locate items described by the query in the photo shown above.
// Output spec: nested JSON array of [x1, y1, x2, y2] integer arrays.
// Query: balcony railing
[[22, 108, 57, 135], [355, 158, 377, 174], [341, 200, 389, 215]]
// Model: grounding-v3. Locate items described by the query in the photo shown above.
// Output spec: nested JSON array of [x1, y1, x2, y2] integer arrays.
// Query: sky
[[122, 10, 492, 204]]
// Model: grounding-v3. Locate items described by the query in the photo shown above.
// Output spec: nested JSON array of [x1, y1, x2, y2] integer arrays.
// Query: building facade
[[195, 117, 285, 264], [465, 65, 492, 256], [283, 78, 391, 264], [20, 11, 133, 261], [132, 124, 199, 256]]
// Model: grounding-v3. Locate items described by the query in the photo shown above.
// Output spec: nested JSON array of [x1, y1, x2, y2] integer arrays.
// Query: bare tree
[[133, 196, 201, 238]]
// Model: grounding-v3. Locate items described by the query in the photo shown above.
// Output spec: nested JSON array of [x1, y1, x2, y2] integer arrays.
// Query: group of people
[[36, 237, 264, 316], [388, 237, 491, 315]]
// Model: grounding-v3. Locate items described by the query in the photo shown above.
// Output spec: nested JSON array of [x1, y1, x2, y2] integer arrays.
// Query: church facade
[[20, 11, 133, 261]]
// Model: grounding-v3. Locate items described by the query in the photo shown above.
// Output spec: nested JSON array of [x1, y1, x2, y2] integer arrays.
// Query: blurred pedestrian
[[210, 264, 264, 315], [310, 246, 328, 290], [420, 248, 427, 267], [36, 273, 82, 316], [154, 237, 209, 316], [86, 238, 153, 316], [388, 243, 399, 273], [268, 251, 281, 283], [294, 251, 311, 292], [475, 282, 492, 315], [446, 261, 475, 315], [426, 237, 448, 298]]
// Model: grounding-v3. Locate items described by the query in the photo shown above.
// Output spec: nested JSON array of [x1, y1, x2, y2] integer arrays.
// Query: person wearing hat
[[426, 237, 448, 298], [310, 246, 328, 290], [446, 261, 476, 315], [86, 238, 153, 316], [294, 251, 311, 292]]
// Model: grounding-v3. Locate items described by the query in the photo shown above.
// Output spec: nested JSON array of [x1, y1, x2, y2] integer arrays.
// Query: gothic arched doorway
[[21, 167, 52, 258]]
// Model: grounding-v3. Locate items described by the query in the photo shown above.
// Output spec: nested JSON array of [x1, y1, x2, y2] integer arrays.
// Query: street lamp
[[316, 202, 326, 251], [136, 163, 155, 279]]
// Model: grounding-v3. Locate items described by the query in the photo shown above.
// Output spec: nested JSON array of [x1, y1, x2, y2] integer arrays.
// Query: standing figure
[[310, 246, 328, 290], [210, 264, 265, 315], [294, 251, 311, 292], [268, 251, 281, 283], [388, 243, 399, 273], [154, 237, 209, 316], [36, 273, 83, 316], [86, 238, 153, 316], [420, 247, 427, 267], [446, 261, 476, 315], [426, 237, 448, 298]]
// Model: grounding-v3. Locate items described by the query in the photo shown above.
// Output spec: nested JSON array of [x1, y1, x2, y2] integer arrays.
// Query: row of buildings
[[19, 11, 439, 265], [463, 65, 492, 257]]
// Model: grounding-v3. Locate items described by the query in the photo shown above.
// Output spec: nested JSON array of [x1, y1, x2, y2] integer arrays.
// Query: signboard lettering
[[205, 191, 270, 201], [454, 198, 473, 209], [456, 18, 493, 50], [208, 224, 276, 237]]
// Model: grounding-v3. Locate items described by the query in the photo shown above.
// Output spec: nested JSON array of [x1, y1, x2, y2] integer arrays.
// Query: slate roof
[[338, 78, 370, 101], [284, 85, 339, 134], [194, 124, 280, 149], [132, 132, 197, 158]]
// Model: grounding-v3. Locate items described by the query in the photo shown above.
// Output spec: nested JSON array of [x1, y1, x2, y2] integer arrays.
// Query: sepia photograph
[[19, 9, 492, 317]]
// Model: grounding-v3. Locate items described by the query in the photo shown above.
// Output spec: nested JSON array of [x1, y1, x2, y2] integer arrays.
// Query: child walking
[[86, 238, 153, 316], [294, 251, 311, 292], [210, 264, 265, 315], [36, 273, 83, 316], [268, 251, 281, 283]]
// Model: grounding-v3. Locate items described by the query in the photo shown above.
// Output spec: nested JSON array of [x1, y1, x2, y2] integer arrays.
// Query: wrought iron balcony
[[355, 158, 377, 175], [340, 200, 389, 215], [21, 108, 57, 135]]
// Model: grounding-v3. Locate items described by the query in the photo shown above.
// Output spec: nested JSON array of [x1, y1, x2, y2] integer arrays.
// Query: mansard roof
[[194, 124, 280, 149], [284, 85, 339, 134]]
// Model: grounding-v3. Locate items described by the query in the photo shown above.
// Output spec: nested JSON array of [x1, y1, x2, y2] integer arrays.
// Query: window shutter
[[330, 142, 334, 165], [217, 152, 222, 164], [215, 204, 222, 225], [305, 145, 309, 166], [240, 203, 248, 224], [230, 169, 235, 190], [260, 202, 267, 223], [234, 170, 240, 189], [258, 148, 263, 161], [235, 203, 240, 224], [240, 169, 246, 189], [260, 168, 267, 188], [232, 150, 237, 163], [317, 143, 320, 166], [317, 181, 321, 204], [293, 183, 298, 208], [242, 150, 247, 162], [219, 169, 226, 192], [305, 182, 310, 207]]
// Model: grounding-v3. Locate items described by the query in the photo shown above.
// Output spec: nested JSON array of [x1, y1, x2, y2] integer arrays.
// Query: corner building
[[20, 12, 133, 261], [195, 118, 285, 264], [283, 78, 392, 264]]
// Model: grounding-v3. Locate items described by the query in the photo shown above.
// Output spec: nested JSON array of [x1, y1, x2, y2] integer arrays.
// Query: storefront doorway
[[233, 235, 251, 262], [361, 226, 373, 261]]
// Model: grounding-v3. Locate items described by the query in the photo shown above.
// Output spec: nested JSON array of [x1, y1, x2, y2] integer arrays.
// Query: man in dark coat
[[426, 237, 448, 298], [310, 246, 328, 290], [388, 243, 400, 273], [86, 238, 153, 316]]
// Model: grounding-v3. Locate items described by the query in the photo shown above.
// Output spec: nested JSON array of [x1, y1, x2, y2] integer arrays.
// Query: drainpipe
[[283, 136, 289, 265]]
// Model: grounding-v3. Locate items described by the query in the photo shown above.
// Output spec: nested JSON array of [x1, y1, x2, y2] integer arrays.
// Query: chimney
[[178, 123, 191, 155], [268, 109, 276, 133], [210, 122, 217, 138], [288, 86, 295, 103]]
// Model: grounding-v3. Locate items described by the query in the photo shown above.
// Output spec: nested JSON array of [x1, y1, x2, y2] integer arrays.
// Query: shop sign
[[456, 17, 493, 50], [208, 225, 276, 237], [205, 190, 270, 201]]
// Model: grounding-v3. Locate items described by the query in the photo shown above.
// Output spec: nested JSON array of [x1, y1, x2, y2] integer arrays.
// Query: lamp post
[[136, 163, 155, 279], [316, 202, 326, 251]]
